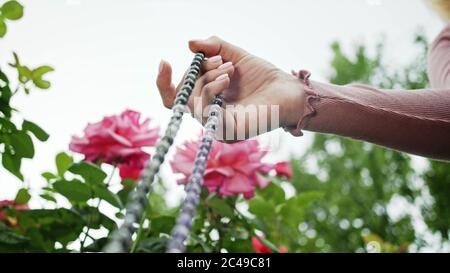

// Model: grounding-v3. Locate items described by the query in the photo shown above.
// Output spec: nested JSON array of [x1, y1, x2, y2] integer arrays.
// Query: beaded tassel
[[166, 96, 223, 253], [103, 52, 205, 253]]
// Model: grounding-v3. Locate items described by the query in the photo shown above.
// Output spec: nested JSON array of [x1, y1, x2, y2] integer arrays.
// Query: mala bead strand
[[166, 98, 223, 253], [103, 52, 205, 253]]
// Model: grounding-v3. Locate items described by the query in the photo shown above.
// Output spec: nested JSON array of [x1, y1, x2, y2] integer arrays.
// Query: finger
[[201, 74, 230, 115], [197, 62, 234, 94], [191, 73, 230, 125], [176, 55, 225, 107], [188, 36, 248, 63], [156, 60, 176, 108], [202, 55, 223, 72], [188, 62, 234, 111]]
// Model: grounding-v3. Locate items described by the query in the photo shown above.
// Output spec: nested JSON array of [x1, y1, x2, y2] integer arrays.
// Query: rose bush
[[0, 1, 326, 253], [1, 2, 441, 253]]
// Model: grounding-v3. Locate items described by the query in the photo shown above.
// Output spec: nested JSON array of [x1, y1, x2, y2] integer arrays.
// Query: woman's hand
[[156, 36, 305, 142]]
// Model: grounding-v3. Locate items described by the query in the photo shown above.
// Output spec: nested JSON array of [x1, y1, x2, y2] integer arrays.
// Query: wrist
[[279, 74, 306, 130]]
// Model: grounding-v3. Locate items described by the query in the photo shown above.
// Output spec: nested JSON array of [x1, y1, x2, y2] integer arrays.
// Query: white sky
[[0, 0, 445, 212]]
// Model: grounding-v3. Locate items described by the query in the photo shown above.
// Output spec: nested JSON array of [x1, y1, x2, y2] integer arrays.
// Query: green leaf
[[69, 162, 107, 185], [92, 185, 123, 209], [10, 131, 34, 158], [41, 171, 57, 181], [150, 216, 175, 235], [1, 1, 24, 20], [17, 66, 31, 83], [279, 199, 304, 228], [207, 198, 234, 217], [72, 206, 117, 231], [11, 52, 20, 67], [83, 237, 108, 252], [0, 84, 11, 97], [121, 179, 137, 189], [22, 120, 49, 141], [248, 196, 275, 218], [15, 188, 31, 204], [32, 79, 51, 89], [257, 182, 285, 204], [31, 66, 54, 78], [18, 209, 85, 246], [117, 188, 132, 205], [2, 150, 23, 180], [39, 193, 56, 203], [31, 66, 54, 89], [0, 118, 17, 130], [53, 179, 91, 202], [55, 152, 73, 176], [97, 212, 117, 231], [295, 191, 324, 207], [0, 19, 6, 38], [0, 67, 9, 84], [0, 118, 16, 131], [0, 101, 13, 117]]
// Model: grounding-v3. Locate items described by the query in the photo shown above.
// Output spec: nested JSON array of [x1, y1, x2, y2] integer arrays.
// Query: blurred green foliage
[[0, 1, 23, 38], [292, 33, 450, 252]]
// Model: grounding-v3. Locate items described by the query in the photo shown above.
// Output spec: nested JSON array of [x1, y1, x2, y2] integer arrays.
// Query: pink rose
[[274, 162, 293, 179], [171, 138, 274, 199], [118, 152, 150, 180], [0, 200, 29, 227], [69, 109, 159, 164]]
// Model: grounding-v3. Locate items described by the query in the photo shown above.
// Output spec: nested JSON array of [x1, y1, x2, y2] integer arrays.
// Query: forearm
[[286, 72, 450, 161]]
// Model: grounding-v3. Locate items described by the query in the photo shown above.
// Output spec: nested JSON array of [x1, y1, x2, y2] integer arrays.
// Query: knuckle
[[203, 70, 215, 82]]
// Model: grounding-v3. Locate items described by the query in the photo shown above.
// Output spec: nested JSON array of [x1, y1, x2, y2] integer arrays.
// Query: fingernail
[[159, 60, 165, 74], [208, 55, 222, 63], [215, 74, 229, 81], [218, 62, 232, 70]]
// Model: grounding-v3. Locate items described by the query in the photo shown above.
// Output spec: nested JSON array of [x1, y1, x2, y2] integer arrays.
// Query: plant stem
[[130, 215, 146, 253]]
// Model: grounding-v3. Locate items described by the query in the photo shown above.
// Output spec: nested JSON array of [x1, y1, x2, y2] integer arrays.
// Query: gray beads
[[166, 95, 223, 253], [103, 52, 205, 253]]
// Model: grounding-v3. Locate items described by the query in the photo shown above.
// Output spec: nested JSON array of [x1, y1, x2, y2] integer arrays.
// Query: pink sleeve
[[290, 25, 450, 161]]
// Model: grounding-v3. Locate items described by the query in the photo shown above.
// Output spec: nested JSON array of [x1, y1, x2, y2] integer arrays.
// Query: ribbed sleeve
[[289, 24, 450, 161]]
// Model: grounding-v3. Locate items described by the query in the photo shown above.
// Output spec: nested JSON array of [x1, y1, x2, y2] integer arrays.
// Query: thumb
[[188, 36, 248, 63]]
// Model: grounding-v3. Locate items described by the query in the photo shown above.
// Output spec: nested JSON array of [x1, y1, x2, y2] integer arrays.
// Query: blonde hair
[[426, 0, 450, 20]]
